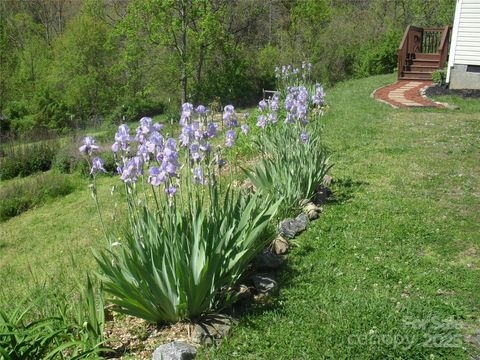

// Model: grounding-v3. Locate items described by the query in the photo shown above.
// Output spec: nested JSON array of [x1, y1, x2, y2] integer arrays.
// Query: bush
[[354, 30, 402, 78], [0, 141, 58, 180], [107, 98, 166, 124], [432, 69, 446, 85], [0, 172, 76, 221]]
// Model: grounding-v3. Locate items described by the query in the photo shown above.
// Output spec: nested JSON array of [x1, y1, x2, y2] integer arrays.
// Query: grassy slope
[[199, 74, 480, 359], [0, 74, 478, 358]]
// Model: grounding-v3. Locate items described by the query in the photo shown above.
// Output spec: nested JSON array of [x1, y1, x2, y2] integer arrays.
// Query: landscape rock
[[277, 213, 308, 239], [254, 250, 285, 270], [252, 273, 278, 295], [272, 236, 289, 255], [234, 284, 253, 304], [152, 341, 196, 360], [304, 202, 322, 221], [312, 184, 332, 205], [191, 314, 236, 345], [323, 175, 333, 187], [307, 209, 320, 220]]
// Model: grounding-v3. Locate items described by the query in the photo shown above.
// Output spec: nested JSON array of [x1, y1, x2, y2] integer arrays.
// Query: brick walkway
[[373, 80, 444, 108]]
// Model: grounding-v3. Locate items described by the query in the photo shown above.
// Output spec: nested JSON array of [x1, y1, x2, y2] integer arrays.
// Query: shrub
[[0, 140, 58, 180], [432, 69, 446, 85], [0, 172, 76, 222]]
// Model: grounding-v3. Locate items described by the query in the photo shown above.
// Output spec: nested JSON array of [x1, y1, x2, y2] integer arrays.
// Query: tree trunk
[[180, 0, 188, 104]]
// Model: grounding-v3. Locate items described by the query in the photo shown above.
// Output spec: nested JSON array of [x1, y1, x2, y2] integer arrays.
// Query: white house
[[447, 0, 480, 89]]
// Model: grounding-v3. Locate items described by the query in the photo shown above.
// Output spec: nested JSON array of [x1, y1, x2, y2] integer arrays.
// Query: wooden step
[[408, 64, 438, 72], [400, 71, 433, 80], [413, 53, 440, 61]]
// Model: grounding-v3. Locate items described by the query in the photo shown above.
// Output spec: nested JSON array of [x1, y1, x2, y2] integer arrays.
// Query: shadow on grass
[[218, 178, 368, 329], [327, 177, 369, 205]]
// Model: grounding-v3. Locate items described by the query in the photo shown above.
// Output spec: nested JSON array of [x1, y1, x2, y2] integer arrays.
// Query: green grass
[[198, 74, 480, 359], [0, 74, 479, 358]]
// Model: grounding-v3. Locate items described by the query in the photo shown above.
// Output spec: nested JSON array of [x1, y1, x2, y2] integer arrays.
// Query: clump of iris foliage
[[0, 276, 106, 359], [81, 107, 280, 323], [247, 62, 331, 217], [78, 61, 330, 324]]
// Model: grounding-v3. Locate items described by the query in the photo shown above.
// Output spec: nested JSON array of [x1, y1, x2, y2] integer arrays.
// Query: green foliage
[[0, 278, 107, 359], [0, 172, 76, 222], [0, 141, 57, 180], [354, 30, 403, 78], [95, 189, 279, 323], [432, 69, 446, 85], [247, 124, 331, 218], [0, 303, 69, 359]]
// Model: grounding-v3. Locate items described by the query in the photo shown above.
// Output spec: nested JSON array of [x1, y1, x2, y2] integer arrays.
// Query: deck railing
[[397, 25, 451, 79]]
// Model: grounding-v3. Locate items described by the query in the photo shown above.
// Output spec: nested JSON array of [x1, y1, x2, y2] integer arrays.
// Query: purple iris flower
[[300, 131, 309, 144], [190, 144, 201, 162], [111, 142, 119, 153], [181, 102, 194, 125], [115, 124, 130, 142], [258, 100, 268, 111], [90, 157, 106, 174], [268, 113, 277, 124], [206, 122, 217, 138], [224, 105, 234, 113], [79, 136, 99, 155], [199, 141, 211, 152], [270, 99, 279, 112], [148, 166, 166, 186], [153, 123, 164, 131], [192, 166, 204, 184], [196, 105, 207, 116], [139, 117, 153, 134], [241, 124, 249, 134], [120, 157, 143, 184], [225, 130, 236, 147], [256, 115, 267, 129], [165, 186, 177, 197], [179, 125, 193, 146]]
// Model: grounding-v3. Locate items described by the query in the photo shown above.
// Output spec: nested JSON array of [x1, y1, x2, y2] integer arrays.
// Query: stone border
[[151, 177, 334, 359]]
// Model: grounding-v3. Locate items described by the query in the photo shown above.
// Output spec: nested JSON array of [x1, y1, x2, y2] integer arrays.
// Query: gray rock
[[278, 213, 308, 239], [152, 341, 196, 360], [191, 314, 236, 345], [252, 273, 278, 295], [254, 250, 285, 270], [323, 175, 333, 187], [272, 236, 289, 255], [312, 184, 332, 205]]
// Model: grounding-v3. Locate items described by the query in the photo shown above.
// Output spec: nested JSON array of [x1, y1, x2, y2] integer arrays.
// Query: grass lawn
[[198, 74, 480, 359], [0, 73, 479, 358]]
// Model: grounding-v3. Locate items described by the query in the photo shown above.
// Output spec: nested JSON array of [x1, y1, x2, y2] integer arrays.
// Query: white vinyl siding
[[454, 0, 480, 66]]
